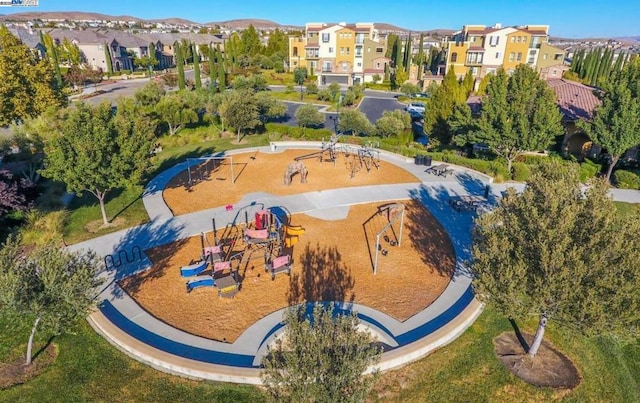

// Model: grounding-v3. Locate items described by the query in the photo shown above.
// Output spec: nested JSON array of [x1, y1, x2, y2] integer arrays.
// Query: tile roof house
[[546, 78, 601, 121]]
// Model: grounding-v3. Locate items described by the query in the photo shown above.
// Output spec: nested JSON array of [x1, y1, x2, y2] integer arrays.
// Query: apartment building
[[288, 22, 388, 86], [444, 23, 566, 81]]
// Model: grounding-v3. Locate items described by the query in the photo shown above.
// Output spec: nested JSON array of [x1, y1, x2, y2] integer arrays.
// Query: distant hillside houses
[[6, 26, 225, 73]]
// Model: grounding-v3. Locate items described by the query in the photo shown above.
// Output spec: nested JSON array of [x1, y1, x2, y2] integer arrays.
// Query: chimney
[[493, 23, 502, 29]]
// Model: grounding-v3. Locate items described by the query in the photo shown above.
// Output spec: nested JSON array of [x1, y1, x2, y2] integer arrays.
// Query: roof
[[466, 95, 484, 115], [546, 79, 601, 121], [7, 27, 42, 49], [468, 46, 485, 52], [364, 68, 384, 73]]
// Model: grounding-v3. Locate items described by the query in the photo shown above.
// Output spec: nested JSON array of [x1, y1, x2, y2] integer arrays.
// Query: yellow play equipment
[[284, 225, 306, 247]]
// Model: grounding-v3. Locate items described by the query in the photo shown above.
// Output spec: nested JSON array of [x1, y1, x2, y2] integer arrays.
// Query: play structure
[[180, 207, 306, 292], [293, 134, 341, 165], [186, 156, 236, 186], [283, 161, 308, 186], [341, 142, 381, 179], [372, 203, 406, 274]]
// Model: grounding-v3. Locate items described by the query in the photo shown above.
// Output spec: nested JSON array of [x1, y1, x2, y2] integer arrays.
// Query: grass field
[[2, 308, 637, 401]]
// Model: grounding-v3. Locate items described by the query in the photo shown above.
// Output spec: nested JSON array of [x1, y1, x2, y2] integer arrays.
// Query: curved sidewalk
[[72, 144, 495, 383]]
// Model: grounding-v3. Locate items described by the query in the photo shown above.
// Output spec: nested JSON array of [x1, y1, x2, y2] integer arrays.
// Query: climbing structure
[[283, 161, 308, 186]]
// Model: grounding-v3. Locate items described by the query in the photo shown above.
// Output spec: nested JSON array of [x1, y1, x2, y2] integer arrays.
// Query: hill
[[0, 11, 141, 22], [147, 17, 199, 26], [206, 18, 299, 29]]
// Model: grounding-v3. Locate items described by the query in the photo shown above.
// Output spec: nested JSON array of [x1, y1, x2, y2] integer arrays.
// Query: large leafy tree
[[578, 57, 640, 181], [472, 161, 640, 357], [265, 28, 288, 57], [255, 92, 287, 124], [40, 101, 155, 225], [295, 103, 324, 136], [0, 236, 102, 365], [338, 109, 374, 136], [218, 90, 261, 142], [471, 65, 563, 171], [155, 93, 199, 135], [262, 303, 381, 402], [240, 24, 263, 58], [0, 170, 29, 216], [0, 26, 66, 126]]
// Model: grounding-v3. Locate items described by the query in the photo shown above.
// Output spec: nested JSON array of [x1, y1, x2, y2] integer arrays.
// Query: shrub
[[511, 162, 531, 182], [284, 84, 294, 94], [613, 170, 640, 189], [305, 82, 318, 94], [579, 159, 602, 182], [316, 89, 331, 101], [343, 90, 356, 106]]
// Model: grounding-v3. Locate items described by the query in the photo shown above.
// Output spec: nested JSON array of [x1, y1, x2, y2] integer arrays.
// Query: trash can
[[414, 155, 423, 165], [270, 142, 277, 152], [423, 156, 432, 167]]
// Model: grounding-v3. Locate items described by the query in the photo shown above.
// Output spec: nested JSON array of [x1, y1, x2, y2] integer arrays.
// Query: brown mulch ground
[[494, 332, 581, 389], [163, 149, 421, 216], [120, 200, 455, 343], [0, 343, 57, 389]]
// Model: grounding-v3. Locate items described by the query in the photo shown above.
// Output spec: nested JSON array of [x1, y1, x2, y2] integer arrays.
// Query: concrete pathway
[[72, 143, 640, 384]]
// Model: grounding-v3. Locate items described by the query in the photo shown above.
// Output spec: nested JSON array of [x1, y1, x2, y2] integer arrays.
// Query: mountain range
[[0, 11, 638, 42]]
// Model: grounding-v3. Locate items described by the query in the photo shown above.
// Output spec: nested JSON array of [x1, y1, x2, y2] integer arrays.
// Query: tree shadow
[[97, 217, 188, 298], [509, 317, 531, 352], [31, 335, 55, 362], [287, 242, 355, 304]]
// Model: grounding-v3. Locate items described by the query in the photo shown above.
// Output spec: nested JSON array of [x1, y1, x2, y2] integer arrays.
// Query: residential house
[[444, 24, 565, 83], [289, 22, 388, 86], [7, 27, 46, 59]]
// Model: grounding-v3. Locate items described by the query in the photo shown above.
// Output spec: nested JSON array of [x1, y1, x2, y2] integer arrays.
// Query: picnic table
[[449, 195, 485, 212], [426, 164, 454, 177]]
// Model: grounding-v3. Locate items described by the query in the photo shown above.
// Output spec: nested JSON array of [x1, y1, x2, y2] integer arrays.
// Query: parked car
[[411, 92, 430, 99], [406, 102, 426, 120]]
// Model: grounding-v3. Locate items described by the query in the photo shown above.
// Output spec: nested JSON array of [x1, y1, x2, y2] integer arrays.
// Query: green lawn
[[2, 308, 637, 401], [370, 308, 640, 402], [0, 318, 265, 402]]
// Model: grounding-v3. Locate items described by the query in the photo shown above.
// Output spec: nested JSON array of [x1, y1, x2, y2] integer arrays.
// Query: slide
[[186, 276, 215, 292], [285, 225, 306, 237], [180, 260, 208, 277]]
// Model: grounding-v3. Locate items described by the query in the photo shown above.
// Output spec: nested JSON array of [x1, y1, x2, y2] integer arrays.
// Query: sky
[[2, 0, 639, 38]]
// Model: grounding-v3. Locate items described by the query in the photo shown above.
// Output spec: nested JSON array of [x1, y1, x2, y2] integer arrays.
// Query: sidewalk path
[[71, 144, 640, 384]]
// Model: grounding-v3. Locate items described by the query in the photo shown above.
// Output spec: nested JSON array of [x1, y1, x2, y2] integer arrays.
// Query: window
[[510, 36, 515, 43], [552, 69, 558, 76], [329, 47, 334, 53], [495, 52, 501, 59], [472, 67, 478, 75], [368, 47, 371, 53], [529, 49, 536, 55], [342, 62, 348, 72], [357, 62, 362, 67], [555, 53, 563, 61], [509, 52, 515, 61], [293, 47, 298, 57], [355, 47, 362, 57], [376, 62, 381, 68], [522, 36, 527, 43], [543, 54, 548, 60], [489, 36, 500, 46], [323, 61, 331, 72], [340, 47, 344, 55], [310, 61, 316, 70], [451, 52, 458, 62], [376, 47, 383, 53], [346, 47, 350, 55], [469, 36, 476, 42], [322, 33, 330, 42], [517, 52, 522, 61]]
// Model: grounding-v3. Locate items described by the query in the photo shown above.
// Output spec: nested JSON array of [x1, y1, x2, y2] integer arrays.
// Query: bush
[[305, 82, 318, 94], [343, 90, 356, 106], [579, 159, 602, 182], [613, 170, 640, 189], [284, 84, 294, 94], [316, 89, 331, 101], [511, 162, 531, 182]]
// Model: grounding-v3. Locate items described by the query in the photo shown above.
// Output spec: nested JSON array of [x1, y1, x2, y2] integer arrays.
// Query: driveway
[[358, 96, 406, 123]]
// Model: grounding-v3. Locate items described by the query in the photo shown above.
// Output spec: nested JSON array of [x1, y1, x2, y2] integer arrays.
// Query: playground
[[119, 199, 455, 343], [163, 148, 421, 215]]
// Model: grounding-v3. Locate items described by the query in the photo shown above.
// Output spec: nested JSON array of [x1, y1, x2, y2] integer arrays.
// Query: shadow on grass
[[287, 242, 355, 304]]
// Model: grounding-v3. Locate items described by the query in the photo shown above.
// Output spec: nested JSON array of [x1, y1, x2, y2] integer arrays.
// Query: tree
[[216, 44, 226, 88], [155, 93, 199, 135], [393, 65, 407, 88], [208, 45, 218, 91], [372, 74, 381, 84], [175, 42, 186, 90], [416, 33, 425, 80], [0, 26, 66, 126], [40, 101, 155, 225], [0, 236, 103, 365], [255, 92, 287, 123], [240, 24, 262, 57], [294, 67, 307, 100], [262, 303, 381, 402], [338, 109, 373, 136], [471, 66, 563, 171], [218, 90, 260, 142], [472, 161, 640, 357], [192, 43, 202, 89], [40, 32, 62, 88], [265, 28, 288, 56], [103, 42, 113, 73], [134, 81, 166, 108], [0, 170, 29, 216], [423, 68, 466, 145], [295, 103, 324, 136], [375, 114, 405, 138], [578, 57, 640, 181], [462, 69, 474, 95]]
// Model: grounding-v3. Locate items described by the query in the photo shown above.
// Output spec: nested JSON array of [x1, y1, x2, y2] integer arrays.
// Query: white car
[[406, 102, 426, 119]]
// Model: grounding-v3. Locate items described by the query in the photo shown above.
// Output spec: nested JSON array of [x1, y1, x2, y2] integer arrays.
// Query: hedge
[[613, 170, 640, 189]]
